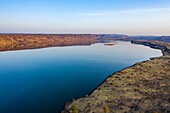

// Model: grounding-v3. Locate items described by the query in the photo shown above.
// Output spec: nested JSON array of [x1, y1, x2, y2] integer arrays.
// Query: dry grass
[[62, 41, 170, 113]]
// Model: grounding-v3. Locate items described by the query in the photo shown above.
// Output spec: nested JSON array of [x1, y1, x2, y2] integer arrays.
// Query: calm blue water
[[0, 41, 162, 113]]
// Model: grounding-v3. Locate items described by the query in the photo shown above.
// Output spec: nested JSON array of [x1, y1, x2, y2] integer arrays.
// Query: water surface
[[0, 41, 162, 113]]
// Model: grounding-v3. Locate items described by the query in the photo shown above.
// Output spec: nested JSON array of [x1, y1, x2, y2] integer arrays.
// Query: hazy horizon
[[0, 0, 170, 35], [0, 32, 168, 37]]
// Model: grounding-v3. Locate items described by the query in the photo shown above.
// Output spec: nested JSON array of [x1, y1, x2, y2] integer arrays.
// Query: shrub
[[103, 104, 109, 113], [70, 105, 78, 113]]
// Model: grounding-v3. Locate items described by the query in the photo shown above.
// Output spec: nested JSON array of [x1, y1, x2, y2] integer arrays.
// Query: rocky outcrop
[[62, 40, 170, 113]]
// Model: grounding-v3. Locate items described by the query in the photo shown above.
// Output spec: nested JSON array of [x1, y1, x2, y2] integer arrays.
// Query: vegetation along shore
[[62, 40, 170, 113]]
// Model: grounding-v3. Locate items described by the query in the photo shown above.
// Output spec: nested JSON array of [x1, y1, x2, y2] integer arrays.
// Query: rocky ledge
[[62, 40, 170, 113]]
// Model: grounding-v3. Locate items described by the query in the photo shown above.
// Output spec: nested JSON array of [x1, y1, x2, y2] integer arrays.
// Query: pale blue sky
[[0, 0, 170, 35]]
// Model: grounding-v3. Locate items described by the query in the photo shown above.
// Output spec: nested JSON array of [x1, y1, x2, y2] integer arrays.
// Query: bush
[[70, 105, 78, 113], [103, 104, 109, 113]]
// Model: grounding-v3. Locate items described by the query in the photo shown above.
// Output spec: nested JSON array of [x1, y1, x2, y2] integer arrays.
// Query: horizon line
[[0, 32, 169, 37]]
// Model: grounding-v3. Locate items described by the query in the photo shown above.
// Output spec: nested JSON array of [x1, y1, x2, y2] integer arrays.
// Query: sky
[[0, 0, 170, 35]]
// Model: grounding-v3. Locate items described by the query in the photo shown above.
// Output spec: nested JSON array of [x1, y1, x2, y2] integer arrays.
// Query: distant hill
[[101, 34, 170, 42], [127, 36, 170, 42], [0, 34, 99, 52], [161, 36, 170, 42]]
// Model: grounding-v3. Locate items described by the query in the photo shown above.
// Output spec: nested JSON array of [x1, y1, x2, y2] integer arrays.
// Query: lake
[[0, 41, 162, 113]]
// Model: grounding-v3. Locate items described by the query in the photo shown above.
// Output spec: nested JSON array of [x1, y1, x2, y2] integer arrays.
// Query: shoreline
[[62, 40, 170, 113]]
